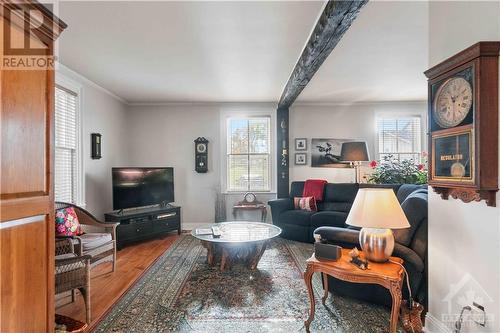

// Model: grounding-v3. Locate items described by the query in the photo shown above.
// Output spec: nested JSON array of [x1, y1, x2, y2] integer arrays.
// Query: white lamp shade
[[346, 189, 410, 229]]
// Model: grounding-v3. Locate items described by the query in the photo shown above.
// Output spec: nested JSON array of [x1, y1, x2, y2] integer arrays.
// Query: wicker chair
[[55, 202, 118, 272], [55, 238, 91, 323]]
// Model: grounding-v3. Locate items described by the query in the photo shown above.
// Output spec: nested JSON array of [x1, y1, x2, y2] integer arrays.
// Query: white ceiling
[[58, 1, 324, 104], [297, 0, 429, 103], [58, 1, 428, 105]]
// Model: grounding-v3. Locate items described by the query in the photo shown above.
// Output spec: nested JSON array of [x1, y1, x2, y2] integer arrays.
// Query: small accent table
[[304, 249, 404, 333], [232, 203, 267, 222]]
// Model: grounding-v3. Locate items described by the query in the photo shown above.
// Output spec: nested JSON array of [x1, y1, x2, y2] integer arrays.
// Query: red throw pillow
[[294, 196, 318, 212], [55, 207, 82, 236], [303, 179, 327, 202]]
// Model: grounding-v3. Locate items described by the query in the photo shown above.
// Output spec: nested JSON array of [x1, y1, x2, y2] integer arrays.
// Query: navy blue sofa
[[268, 181, 428, 306]]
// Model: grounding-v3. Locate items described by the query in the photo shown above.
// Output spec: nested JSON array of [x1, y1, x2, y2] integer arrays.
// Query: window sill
[[222, 191, 277, 195]]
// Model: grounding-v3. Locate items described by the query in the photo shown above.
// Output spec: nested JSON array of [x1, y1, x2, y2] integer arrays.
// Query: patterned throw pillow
[[294, 196, 318, 212], [55, 207, 82, 236]]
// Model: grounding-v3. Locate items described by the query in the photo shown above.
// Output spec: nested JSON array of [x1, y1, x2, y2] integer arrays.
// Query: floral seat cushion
[[55, 207, 82, 236]]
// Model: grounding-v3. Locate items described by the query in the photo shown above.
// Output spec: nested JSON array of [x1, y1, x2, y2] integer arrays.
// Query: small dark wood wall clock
[[194, 137, 209, 173], [424, 42, 500, 207], [91, 133, 102, 159]]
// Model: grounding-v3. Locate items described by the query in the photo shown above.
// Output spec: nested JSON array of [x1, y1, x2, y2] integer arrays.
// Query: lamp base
[[359, 228, 394, 262]]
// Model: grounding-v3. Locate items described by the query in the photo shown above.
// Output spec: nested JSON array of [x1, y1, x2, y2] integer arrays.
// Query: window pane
[[377, 117, 421, 162], [249, 155, 269, 191], [228, 119, 248, 154], [55, 86, 78, 204], [228, 155, 249, 191], [249, 118, 270, 154], [55, 147, 74, 202], [55, 87, 77, 149]]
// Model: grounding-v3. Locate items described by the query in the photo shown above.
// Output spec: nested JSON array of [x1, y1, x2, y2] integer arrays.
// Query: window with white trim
[[377, 116, 422, 162], [227, 117, 271, 192], [55, 85, 79, 203]]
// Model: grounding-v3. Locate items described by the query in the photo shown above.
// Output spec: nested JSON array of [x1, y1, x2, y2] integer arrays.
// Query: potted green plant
[[368, 154, 427, 185]]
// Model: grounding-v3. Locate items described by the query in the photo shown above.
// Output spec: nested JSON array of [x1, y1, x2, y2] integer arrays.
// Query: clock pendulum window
[[450, 136, 466, 178]]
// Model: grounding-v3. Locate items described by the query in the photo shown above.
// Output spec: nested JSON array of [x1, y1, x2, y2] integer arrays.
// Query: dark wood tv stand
[[105, 205, 181, 250]]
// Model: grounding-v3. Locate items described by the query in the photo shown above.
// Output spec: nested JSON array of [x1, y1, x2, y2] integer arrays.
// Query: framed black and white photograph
[[295, 138, 307, 151], [295, 153, 307, 165], [311, 138, 352, 168]]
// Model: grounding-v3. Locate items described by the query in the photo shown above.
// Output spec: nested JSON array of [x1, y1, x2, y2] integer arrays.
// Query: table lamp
[[345, 188, 409, 262], [340, 141, 369, 183]]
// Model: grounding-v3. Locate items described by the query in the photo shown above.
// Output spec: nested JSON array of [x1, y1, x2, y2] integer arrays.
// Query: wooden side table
[[304, 249, 404, 333], [232, 203, 267, 222]]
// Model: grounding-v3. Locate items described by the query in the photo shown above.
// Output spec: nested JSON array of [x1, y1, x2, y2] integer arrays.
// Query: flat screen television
[[112, 167, 174, 210]]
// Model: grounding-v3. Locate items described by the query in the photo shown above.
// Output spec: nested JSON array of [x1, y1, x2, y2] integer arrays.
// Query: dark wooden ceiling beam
[[278, 0, 368, 108]]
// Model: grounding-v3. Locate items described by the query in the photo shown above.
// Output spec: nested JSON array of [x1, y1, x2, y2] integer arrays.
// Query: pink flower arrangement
[[369, 160, 378, 168], [417, 164, 425, 171]]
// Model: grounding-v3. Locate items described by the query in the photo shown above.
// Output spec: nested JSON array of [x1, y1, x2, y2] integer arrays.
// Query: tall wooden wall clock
[[425, 42, 500, 206], [194, 137, 209, 173]]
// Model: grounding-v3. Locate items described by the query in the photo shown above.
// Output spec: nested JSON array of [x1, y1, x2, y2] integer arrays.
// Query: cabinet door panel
[[0, 219, 49, 333], [1, 69, 48, 197]]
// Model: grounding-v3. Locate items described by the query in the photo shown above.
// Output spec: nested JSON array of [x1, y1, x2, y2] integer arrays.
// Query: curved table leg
[[389, 280, 403, 333], [321, 273, 329, 305], [304, 264, 315, 333], [249, 242, 267, 270], [201, 241, 215, 266], [221, 247, 230, 271]]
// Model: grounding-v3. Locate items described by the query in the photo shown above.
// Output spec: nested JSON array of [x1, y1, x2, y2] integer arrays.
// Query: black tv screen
[[112, 167, 174, 210]]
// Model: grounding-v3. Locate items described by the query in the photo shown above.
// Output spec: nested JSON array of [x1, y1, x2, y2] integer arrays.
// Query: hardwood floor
[[56, 233, 180, 332]]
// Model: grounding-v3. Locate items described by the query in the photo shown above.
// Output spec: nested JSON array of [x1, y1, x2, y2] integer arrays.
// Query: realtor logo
[[2, 3, 56, 69], [442, 273, 494, 328]]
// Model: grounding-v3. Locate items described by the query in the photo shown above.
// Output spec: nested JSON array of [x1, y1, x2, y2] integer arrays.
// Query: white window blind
[[227, 117, 271, 192], [377, 116, 422, 162], [55, 85, 78, 203]]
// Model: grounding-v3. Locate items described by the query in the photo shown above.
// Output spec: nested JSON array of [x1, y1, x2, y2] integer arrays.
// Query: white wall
[[57, 64, 128, 219], [289, 102, 427, 183], [125, 103, 277, 229], [426, 2, 500, 333]]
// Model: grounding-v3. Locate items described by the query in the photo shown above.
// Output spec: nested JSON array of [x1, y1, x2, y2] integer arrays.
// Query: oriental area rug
[[94, 235, 401, 333]]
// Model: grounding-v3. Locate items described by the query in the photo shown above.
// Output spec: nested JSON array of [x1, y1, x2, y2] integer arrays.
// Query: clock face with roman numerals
[[433, 77, 473, 128]]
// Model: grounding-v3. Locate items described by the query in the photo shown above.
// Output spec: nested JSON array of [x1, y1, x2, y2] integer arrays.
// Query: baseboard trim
[[182, 222, 212, 231], [425, 313, 451, 333]]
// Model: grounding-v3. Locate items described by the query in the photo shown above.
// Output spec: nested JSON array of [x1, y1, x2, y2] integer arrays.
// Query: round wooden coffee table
[[191, 222, 281, 271]]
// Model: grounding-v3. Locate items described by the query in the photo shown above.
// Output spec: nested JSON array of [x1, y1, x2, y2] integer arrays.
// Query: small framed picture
[[295, 138, 307, 151], [295, 153, 307, 165]]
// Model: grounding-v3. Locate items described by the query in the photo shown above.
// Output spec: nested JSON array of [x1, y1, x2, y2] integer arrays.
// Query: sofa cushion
[[393, 191, 427, 246], [290, 182, 305, 198], [320, 202, 352, 213], [55, 207, 82, 236], [279, 210, 314, 227], [323, 183, 359, 203], [294, 196, 317, 211], [77, 233, 113, 251], [311, 211, 348, 229]]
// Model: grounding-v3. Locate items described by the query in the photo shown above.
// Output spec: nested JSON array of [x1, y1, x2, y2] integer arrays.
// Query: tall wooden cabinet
[[0, 2, 66, 332]]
